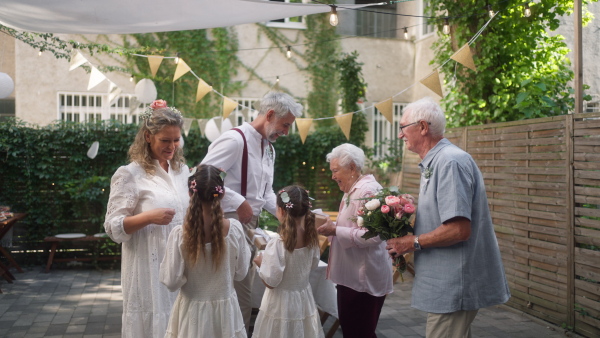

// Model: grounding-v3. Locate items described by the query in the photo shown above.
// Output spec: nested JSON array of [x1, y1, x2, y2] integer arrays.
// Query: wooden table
[[44, 235, 120, 272], [0, 213, 26, 279]]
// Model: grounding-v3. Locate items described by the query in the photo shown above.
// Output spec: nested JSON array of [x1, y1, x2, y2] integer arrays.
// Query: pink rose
[[395, 212, 404, 219], [401, 194, 415, 204], [385, 196, 401, 207], [150, 99, 168, 109], [357, 208, 365, 216], [404, 203, 415, 214], [381, 205, 390, 213]]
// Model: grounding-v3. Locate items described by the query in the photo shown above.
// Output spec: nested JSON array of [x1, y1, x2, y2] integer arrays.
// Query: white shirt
[[104, 161, 190, 338], [201, 122, 277, 216]]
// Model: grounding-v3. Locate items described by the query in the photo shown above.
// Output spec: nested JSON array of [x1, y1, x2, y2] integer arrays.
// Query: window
[[58, 92, 142, 123], [369, 102, 406, 159], [0, 98, 15, 122], [421, 0, 435, 37], [267, 0, 307, 29], [355, 1, 397, 38]]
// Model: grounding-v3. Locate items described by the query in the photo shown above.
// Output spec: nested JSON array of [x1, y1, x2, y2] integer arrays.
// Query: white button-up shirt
[[201, 122, 277, 216]]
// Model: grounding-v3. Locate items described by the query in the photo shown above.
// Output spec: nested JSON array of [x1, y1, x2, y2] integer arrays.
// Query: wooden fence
[[399, 112, 600, 337]]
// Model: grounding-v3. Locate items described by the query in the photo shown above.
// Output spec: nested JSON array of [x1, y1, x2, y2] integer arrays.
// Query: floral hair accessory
[[190, 179, 198, 193], [285, 202, 294, 209], [215, 186, 224, 194], [140, 99, 183, 121], [280, 191, 290, 203], [219, 169, 227, 181]]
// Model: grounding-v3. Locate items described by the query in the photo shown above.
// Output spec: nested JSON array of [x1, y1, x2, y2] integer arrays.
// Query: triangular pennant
[[196, 79, 213, 102], [240, 108, 251, 122], [375, 98, 393, 124], [87, 66, 106, 90], [182, 118, 194, 137], [227, 111, 237, 128], [147, 55, 164, 77], [420, 69, 444, 97], [295, 118, 313, 144], [334, 113, 353, 140], [222, 97, 238, 119], [129, 97, 140, 114], [213, 116, 223, 132], [173, 59, 191, 82], [107, 82, 122, 106], [197, 119, 208, 137], [69, 51, 88, 71], [450, 44, 477, 71]]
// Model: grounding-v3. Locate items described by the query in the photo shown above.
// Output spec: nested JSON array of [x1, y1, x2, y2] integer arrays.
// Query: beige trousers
[[224, 211, 259, 334], [426, 309, 479, 338]]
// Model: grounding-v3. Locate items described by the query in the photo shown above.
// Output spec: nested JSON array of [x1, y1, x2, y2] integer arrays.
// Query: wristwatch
[[413, 236, 422, 251]]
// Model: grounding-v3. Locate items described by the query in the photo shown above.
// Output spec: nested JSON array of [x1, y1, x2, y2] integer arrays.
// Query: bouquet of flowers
[[356, 186, 416, 279]]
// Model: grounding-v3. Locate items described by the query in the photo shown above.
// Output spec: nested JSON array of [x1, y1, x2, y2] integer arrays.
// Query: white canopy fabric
[[0, 0, 373, 34]]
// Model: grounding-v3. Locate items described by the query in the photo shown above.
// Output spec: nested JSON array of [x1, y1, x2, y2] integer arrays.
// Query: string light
[[174, 52, 180, 64], [276, 76, 280, 83], [403, 27, 408, 39], [329, 5, 339, 26], [487, 4, 495, 18], [130, 74, 134, 82], [286, 46, 291, 59], [524, 3, 531, 17], [443, 18, 450, 35], [38, 50, 42, 56]]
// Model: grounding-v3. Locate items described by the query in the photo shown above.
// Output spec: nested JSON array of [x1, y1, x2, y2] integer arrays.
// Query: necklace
[[345, 174, 364, 207]]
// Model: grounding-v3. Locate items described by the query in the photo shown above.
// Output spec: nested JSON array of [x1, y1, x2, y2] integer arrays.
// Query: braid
[[183, 194, 206, 265], [276, 185, 319, 252], [210, 197, 225, 269]]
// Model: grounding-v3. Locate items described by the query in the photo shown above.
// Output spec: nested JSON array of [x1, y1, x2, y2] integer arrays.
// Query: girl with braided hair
[[159, 164, 250, 338], [252, 185, 325, 338]]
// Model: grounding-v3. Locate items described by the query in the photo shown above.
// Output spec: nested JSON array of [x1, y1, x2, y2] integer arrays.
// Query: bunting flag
[[227, 111, 238, 129], [196, 79, 213, 102], [295, 118, 313, 144], [213, 116, 223, 132], [182, 118, 194, 137], [240, 108, 252, 122], [420, 69, 444, 97], [173, 59, 191, 82], [147, 55, 164, 77], [222, 97, 238, 119], [107, 82, 122, 106], [197, 119, 209, 137], [374, 98, 394, 124], [129, 97, 140, 114], [450, 44, 477, 71], [87, 66, 106, 90], [69, 51, 88, 71], [335, 113, 353, 140]]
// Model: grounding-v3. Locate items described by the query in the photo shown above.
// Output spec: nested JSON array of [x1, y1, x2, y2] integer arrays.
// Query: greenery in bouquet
[[356, 186, 416, 276]]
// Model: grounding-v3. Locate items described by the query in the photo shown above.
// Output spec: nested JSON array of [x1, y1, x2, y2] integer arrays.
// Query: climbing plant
[[336, 51, 368, 146]]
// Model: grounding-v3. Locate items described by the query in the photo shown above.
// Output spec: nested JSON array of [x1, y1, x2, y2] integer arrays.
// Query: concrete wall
[[0, 34, 16, 100]]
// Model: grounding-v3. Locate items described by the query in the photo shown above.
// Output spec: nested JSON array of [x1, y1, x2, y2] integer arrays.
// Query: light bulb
[[329, 5, 338, 26], [524, 3, 531, 17], [276, 76, 280, 83], [130, 75, 134, 82], [487, 4, 495, 18], [175, 52, 180, 64], [38, 50, 42, 56], [403, 27, 408, 40], [443, 18, 450, 35], [286, 46, 291, 59]]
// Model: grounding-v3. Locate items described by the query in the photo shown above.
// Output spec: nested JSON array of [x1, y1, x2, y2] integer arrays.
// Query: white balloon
[[204, 117, 233, 142], [134, 79, 157, 104], [0, 72, 15, 99], [87, 141, 99, 159]]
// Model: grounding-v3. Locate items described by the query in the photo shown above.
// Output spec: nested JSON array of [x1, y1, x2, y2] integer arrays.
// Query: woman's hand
[[149, 208, 176, 225], [317, 219, 337, 237], [253, 252, 263, 268]]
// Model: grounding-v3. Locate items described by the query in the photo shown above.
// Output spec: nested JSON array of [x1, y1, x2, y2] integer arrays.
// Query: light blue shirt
[[412, 138, 511, 313]]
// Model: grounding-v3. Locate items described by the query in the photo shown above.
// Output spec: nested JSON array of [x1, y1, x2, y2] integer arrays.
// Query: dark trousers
[[337, 284, 386, 338]]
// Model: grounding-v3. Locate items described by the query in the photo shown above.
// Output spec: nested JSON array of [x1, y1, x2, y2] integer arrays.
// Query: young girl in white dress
[[159, 164, 250, 338], [252, 185, 325, 338]]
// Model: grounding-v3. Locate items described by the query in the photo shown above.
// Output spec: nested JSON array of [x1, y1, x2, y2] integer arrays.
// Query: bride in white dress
[[252, 186, 325, 338], [160, 164, 250, 338]]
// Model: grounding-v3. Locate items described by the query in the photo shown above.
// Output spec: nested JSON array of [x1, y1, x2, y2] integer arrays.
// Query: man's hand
[[317, 218, 336, 237], [386, 235, 415, 258], [236, 201, 253, 224]]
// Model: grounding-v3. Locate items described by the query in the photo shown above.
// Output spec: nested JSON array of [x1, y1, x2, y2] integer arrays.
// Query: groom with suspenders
[[200, 91, 303, 333]]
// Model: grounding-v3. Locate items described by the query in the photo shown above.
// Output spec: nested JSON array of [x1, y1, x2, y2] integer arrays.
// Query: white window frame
[[420, 0, 436, 39], [266, 0, 308, 30], [366, 102, 407, 160], [57, 92, 142, 123]]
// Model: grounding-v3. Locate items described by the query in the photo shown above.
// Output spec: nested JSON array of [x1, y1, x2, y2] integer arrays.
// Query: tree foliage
[[336, 51, 369, 147], [429, 0, 596, 127], [125, 29, 244, 118]]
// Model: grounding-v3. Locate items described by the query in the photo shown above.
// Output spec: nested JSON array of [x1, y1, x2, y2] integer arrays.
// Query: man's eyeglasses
[[399, 121, 431, 132]]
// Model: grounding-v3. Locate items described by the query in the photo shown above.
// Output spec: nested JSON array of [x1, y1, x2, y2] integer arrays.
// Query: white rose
[[364, 199, 381, 211], [356, 216, 364, 227]]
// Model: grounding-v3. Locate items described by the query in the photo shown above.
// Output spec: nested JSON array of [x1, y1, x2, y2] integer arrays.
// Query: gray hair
[[326, 143, 365, 172], [257, 92, 303, 118], [403, 97, 446, 138]]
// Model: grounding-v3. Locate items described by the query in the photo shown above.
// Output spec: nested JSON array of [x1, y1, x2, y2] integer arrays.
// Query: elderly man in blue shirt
[[386, 97, 511, 338]]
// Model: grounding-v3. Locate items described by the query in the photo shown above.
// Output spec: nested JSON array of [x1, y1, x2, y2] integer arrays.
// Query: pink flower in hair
[[215, 186, 224, 194], [190, 179, 197, 193], [150, 99, 168, 110]]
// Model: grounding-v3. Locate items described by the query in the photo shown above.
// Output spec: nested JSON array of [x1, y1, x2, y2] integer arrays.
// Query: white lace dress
[[252, 238, 325, 338], [104, 161, 190, 338], [159, 220, 250, 338]]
